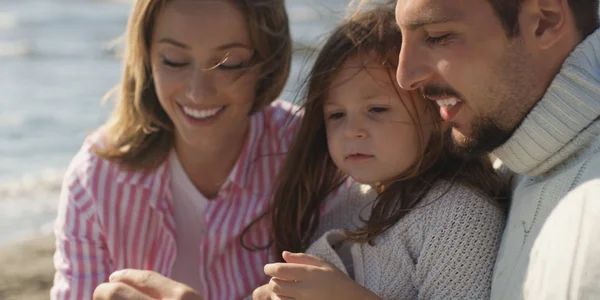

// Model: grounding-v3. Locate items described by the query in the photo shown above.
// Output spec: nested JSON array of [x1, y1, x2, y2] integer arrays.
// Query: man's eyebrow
[[401, 13, 461, 31]]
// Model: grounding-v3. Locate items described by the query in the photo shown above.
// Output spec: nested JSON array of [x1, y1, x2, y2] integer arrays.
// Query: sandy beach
[[0, 235, 55, 300]]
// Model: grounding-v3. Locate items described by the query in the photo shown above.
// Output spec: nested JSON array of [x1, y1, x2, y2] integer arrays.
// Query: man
[[394, 0, 600, 299]]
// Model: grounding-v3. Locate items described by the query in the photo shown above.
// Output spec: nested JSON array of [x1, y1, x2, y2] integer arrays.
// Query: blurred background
[[0, 0, 349, 298], [0, 0, 350, 245]]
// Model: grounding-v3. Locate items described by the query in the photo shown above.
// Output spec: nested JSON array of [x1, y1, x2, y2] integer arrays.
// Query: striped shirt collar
[[113, 158, 171, 209], [114, 109, 268, 207]]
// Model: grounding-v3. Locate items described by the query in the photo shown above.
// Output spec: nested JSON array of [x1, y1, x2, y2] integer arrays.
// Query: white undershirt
[[169, 151, 208, 294]]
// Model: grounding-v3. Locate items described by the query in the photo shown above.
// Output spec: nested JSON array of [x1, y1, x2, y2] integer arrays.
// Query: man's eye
[[425, 34, 453, 46]]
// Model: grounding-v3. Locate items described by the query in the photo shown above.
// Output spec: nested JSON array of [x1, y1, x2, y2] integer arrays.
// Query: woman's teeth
[[182, 106, 224, 120]]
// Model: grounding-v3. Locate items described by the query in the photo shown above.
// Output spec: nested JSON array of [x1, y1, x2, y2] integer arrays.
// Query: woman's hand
[[261, 251, 381, 300], [93, 269, 202, 300], [252, 283, 278, 300]]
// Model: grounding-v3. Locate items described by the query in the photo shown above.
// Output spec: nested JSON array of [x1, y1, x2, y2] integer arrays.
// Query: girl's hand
[[263, 251, 381, 300]]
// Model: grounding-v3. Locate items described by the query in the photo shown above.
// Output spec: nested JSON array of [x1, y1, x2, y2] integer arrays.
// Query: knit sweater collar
[[493, 28, 600, 176]]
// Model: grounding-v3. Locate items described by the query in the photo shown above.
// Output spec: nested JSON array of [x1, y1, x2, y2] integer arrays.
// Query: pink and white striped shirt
[[51, 100, 302, 300]]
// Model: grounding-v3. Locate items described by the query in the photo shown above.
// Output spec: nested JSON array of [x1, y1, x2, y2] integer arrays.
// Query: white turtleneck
[[491, 28, 600, 300]]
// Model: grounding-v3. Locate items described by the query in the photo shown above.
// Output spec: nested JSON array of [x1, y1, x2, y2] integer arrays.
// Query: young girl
[[51, 0, 300, 299], [257, 6, 509, 300]]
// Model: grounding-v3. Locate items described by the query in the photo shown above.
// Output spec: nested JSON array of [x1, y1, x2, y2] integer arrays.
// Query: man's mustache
[[422, 85, 461, 99]]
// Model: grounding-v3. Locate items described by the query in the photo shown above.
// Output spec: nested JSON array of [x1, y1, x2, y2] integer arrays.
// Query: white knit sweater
[[307, 181, 506, 300], [490, 28, 600, 300]]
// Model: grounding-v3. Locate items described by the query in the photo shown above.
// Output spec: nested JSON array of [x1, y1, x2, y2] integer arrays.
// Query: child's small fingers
[[269, 277, 300, 299], [282, 251, 326, 267], [264, 263, 307, 281]]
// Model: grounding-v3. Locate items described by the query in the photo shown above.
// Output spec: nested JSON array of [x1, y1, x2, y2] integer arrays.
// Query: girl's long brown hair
[[245, 4, 509, 262], [94, 0, 291, 171]]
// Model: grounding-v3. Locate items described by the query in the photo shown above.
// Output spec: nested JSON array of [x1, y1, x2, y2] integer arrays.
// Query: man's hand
[[93, 269, 203, 300]]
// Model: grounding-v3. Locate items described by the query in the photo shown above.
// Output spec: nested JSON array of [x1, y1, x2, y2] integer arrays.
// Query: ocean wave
[[0, 113, 26, 129], [288, 6, 320, 23], [0, 169, 64, 244], [0, 12, 18, 30], [0, 169, 64, 202], [0, 40, 31, 58], [0, 113, 63, 131]]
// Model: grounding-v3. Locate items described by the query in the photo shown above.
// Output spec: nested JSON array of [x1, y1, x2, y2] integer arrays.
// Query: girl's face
[[150, 0, 259, 150], [324, 54, 434, 185]]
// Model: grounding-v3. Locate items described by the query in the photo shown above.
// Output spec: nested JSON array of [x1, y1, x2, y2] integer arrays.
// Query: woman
[[51, 0, 299, 299]]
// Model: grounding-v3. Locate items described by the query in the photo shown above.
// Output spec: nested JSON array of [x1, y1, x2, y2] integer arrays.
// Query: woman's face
[[150, 0, 259, 150]]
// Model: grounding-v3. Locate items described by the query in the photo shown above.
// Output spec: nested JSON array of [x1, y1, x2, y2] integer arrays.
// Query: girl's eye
[[162, 58, 188, 68], [327, 112, 345, 120], [369, 106, 388, 113], [425, 33, 453, 46]]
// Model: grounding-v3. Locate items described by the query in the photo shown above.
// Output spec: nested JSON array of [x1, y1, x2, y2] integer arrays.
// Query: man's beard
[[446, 115, 513, 158], [421, 85, 513, 158]]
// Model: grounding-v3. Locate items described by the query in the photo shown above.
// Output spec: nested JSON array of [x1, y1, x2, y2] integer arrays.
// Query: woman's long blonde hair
[[95, 0, 291, 171]]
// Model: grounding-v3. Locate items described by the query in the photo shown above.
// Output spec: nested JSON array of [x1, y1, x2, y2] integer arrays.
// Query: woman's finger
[[271, 295, 295, 300], [109, 269, 201, 299], [93, 281, 155, 300]]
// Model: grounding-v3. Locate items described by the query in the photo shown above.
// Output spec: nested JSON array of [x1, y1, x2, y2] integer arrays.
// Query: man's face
[[394, 0, 549, 156]]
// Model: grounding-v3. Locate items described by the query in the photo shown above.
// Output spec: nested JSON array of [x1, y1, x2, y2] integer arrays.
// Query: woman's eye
[[218, 62, 245, 70], [162, 58, 188, 68], [215, 55, 251, 71]]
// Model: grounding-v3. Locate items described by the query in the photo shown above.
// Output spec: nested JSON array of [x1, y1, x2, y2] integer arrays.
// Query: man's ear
[[520, 0, 571, 50]]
